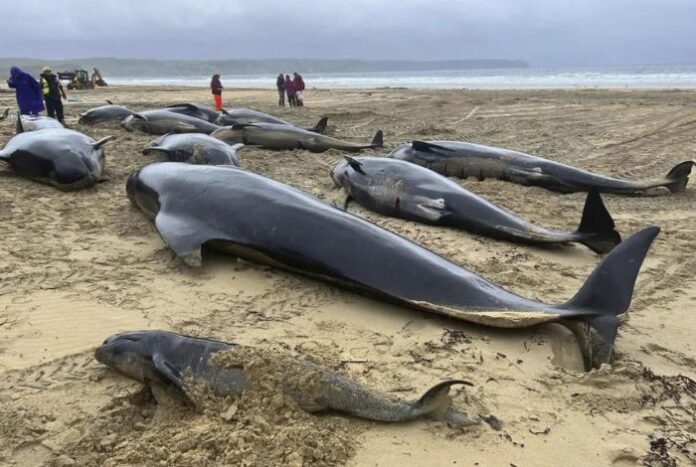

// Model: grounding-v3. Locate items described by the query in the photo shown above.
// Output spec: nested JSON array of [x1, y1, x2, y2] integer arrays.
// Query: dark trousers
[[278, 88, 285, 106], [45, 98, 64, 123], [288, 93, 296, 106]]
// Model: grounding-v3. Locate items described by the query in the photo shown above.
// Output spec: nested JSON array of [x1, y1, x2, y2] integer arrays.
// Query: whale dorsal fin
[[412, 141, 454, 153]]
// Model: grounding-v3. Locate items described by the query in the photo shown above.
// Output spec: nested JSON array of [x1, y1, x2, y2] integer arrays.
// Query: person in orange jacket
[[211, 73, 223, 110]]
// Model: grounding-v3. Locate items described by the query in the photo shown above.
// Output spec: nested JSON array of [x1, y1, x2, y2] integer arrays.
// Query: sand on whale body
[[0, 86, 695, 466]]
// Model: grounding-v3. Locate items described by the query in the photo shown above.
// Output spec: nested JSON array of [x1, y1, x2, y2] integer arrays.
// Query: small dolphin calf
[[332, 156, 621, 254], [127, 163, 659, 369], [121, 110, 221, 135], [78, 101, 136, 125], [390, 140, 695, 195], [143, 133, 243, 166], [95, 330, 480, 426], [216, 108, 329, 133], [0, 128, 114, 190], [212, 123, 382, 153]]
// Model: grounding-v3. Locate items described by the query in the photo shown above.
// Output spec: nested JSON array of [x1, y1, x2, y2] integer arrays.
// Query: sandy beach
[[0, 86, 694, 466]]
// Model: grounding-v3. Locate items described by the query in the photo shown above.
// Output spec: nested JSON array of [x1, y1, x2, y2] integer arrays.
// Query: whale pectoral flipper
[[560, 226, 660, 369], [151, 353, 192, 401], [417, 197, 448, 220], [154, 211, 211, 267], [344, 156, 366, 175]]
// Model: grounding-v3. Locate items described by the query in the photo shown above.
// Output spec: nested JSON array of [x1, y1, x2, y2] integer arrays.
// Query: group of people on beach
[[6, 66, 68, 123], [276, 72, 306, 107], [210, 71, 307, 110]]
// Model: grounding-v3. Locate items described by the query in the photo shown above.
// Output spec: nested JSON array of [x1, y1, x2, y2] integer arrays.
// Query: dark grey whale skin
[[95, 330, 477, 425], [390, 140, 695, 195], [216, 108, 329, 133], [78, 104, 136, 125], [143, 133, 242, 166], [166, 103, 220, 123], [0, 128, 112, 190], [331, 157, 621, 254], [121, 110, 221, 135], [211, 123, 381, 153], [126, 162, 659, 370]]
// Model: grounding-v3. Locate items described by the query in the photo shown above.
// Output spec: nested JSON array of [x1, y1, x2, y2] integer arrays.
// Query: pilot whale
[[127, 162, 659, 370]]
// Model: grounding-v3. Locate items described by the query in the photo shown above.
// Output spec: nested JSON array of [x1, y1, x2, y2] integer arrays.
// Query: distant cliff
[[0, 58, 529, 77]]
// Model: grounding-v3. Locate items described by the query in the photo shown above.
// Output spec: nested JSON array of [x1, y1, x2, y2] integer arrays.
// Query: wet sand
[[0, 86, 695, 466]]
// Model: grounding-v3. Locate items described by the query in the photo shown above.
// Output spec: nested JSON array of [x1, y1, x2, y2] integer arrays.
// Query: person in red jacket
[[284, 75, 296, 107], [293, 72, 305, 107], [211, 73, 223, 110]]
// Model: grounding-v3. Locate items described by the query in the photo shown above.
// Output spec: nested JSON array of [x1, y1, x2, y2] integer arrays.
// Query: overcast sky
[[1, 0, 694, 66]]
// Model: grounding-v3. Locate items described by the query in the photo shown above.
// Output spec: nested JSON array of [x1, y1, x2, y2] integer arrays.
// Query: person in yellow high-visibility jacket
[[39, 67, 67, 124]]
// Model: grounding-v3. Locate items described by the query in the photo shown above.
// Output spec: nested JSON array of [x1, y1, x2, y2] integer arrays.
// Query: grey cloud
[[0, 0, 694, 65]]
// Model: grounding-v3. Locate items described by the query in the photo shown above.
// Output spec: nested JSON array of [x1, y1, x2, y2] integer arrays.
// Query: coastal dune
[[0, 86, 694, 466]]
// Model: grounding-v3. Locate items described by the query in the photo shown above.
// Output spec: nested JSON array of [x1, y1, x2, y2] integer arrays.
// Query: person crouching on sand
[[284, 75, 296, 107], [7, 66, 44, 116], [211, 73, 223, 110]]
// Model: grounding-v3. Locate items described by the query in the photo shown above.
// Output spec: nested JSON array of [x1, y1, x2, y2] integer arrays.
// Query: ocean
[[106, 64, 696, 89]]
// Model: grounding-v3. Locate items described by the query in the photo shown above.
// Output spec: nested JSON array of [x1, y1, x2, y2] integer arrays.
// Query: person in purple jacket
[[284, 74, 296, 107], [293, 72, 305, 107], [6, 67, 45, 115]]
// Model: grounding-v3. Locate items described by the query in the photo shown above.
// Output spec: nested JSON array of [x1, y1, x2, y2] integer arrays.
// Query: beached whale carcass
[[121, 110, 221, 135], [216, 108, 329, 133], [0, 128, 114, 190], [95, 330, 482, 427], [390, 140, 695, 195], [165, 103, 220, 123], [16, 114, 63, 132], [143, 133, 243, 166], [78, 101, 136, 125], [212, 123, 382, 152], [331, 156, 621, 253], [127, 162, 659, 370]]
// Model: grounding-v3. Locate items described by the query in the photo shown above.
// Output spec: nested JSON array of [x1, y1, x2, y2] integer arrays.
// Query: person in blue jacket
[[6, 67, 45, 115]]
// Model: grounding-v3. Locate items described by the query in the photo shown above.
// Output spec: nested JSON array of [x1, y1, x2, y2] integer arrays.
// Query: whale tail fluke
[[413, 380, 473, 419], [561, 226, 659, 370], [575, 187, 622, 254], [664, 160, 694, 193], [308, 116, 329, 134]]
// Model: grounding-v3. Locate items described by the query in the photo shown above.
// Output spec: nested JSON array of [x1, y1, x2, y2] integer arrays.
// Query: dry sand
[[0, 86, 695, 466]]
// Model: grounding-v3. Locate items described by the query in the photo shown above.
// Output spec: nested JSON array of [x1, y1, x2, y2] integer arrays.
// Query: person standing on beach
[[293, 72, 305, 107], [276, 73, 285, 106], [39, 67, 67, 124], [284, 75, 296, 107], [6, 67, 44, 116], [211, 73, 224, 111]]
